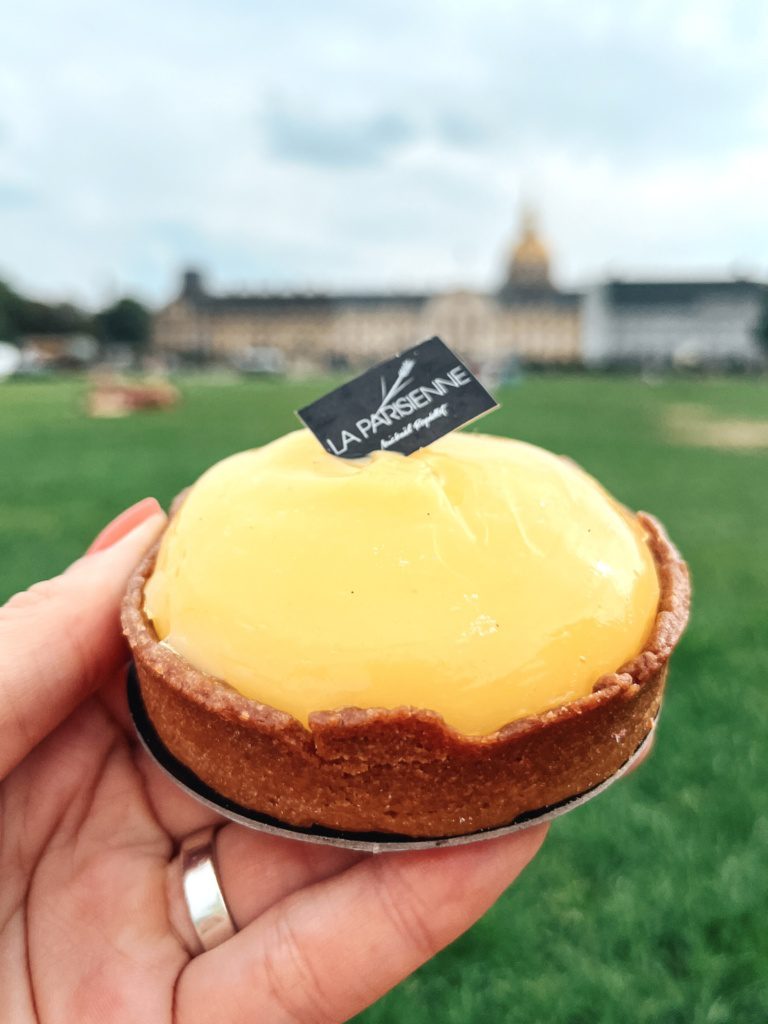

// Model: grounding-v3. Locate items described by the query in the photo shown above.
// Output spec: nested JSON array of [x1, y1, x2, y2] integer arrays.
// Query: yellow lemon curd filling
[[144, 429, 660, 736]]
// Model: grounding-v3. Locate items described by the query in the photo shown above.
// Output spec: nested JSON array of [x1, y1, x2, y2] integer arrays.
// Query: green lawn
[[2, 373, 767, 1022]]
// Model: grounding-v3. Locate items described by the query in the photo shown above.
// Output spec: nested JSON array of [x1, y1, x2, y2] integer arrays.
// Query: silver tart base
[[127, 664, 656, 854]]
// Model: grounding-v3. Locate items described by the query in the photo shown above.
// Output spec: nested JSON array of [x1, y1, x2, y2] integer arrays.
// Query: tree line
[[0, 279, 151, 348]]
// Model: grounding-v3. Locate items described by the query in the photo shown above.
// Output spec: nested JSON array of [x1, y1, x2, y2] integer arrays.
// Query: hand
[[0, 498, 547, 1024]]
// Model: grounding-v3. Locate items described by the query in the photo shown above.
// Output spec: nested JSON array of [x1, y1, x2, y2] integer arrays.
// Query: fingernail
[[87, 497, 164, 555]]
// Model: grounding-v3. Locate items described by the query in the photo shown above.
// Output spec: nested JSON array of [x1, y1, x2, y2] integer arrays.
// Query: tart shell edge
[[121, 510, 690, 837]]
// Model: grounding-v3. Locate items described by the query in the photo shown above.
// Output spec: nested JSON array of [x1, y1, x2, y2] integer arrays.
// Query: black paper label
[[296, 336, 498, 459]]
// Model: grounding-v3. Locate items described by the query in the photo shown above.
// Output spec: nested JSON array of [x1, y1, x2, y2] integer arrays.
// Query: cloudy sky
[[1, 0, 767, 307]]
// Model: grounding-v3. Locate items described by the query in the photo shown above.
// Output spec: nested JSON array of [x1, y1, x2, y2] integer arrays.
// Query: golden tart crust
[[122, 510, 689, 838]]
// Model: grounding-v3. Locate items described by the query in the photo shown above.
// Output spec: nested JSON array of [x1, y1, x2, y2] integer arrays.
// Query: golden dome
[[504, 206, 552, 289]]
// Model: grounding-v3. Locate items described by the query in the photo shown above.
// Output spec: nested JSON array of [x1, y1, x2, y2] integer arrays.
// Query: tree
[[756, 288, 768, 358], [0, 280, 26, 341], [94, 298, 151, 349], [17, 300, 91, 336], [0, 280, 92, 340]]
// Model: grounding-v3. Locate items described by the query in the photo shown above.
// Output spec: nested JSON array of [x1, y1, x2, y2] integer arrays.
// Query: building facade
[[582, 279, 766, 369], [152, 213, 582, 369], [153, 214, 767, 371]]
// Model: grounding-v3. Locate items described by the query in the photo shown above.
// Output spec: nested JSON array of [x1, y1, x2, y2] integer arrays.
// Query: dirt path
[[665, 403, 768, 449]]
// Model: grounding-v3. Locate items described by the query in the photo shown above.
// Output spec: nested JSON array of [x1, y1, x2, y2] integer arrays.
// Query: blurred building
[[153, 217, 767, 372], [494, 208, 582, 363], [583, 279, 766, 370], [152, 211, 581, 369]]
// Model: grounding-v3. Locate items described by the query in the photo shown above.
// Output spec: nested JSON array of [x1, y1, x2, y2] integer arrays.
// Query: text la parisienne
[[325, 365, 472, 456]]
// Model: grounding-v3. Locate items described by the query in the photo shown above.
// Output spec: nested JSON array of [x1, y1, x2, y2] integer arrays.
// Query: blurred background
[[1, 1, 767, 1021]]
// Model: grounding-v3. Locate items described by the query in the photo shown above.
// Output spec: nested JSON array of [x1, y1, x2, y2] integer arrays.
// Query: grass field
[[2, 374, 767, 1022]]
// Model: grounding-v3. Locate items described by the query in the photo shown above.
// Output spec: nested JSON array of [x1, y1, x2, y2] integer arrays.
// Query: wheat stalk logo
[[376, 357, 415, 413]]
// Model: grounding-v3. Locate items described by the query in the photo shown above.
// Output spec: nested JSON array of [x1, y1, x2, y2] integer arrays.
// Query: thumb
[[0, 499, 166, 779]]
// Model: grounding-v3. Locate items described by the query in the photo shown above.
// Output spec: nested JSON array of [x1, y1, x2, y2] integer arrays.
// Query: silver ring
[[180, 826, 237, 954]]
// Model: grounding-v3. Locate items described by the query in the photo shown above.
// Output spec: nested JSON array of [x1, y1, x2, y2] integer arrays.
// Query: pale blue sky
[[1, 0, 767, 307]]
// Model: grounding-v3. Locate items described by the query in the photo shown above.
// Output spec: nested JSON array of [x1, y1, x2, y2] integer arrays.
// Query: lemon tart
[[122, 429, 690, 837]]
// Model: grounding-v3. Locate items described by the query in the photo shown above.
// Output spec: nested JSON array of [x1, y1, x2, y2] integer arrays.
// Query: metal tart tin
[[128, 664, 655, 854]]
